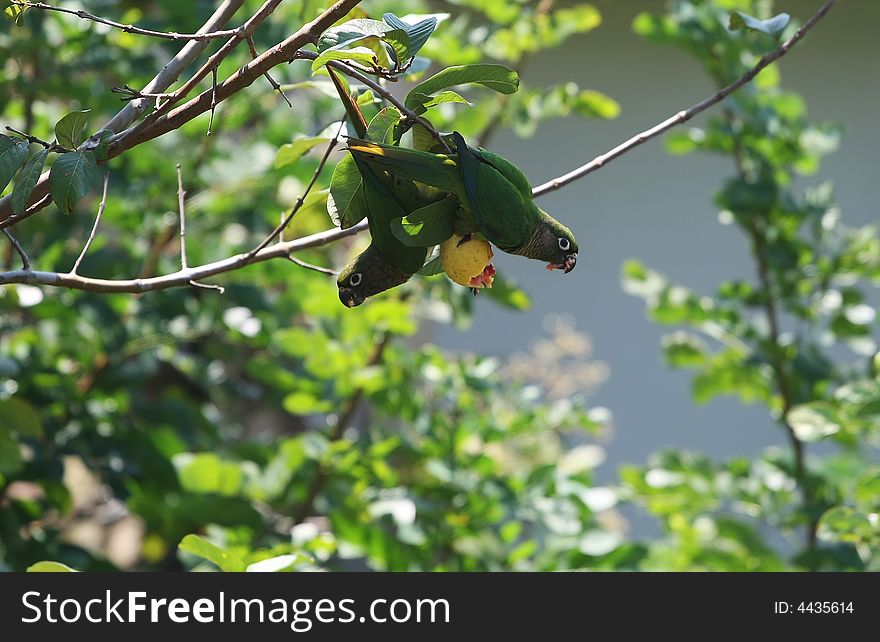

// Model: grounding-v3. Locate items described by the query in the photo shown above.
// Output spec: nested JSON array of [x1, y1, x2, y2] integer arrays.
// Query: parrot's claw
[[457, 233, 473, 248]]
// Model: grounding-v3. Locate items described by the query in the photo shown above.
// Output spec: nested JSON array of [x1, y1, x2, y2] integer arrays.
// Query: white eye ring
[[349, 273, 363, 287], [558, 237, 571, 251]]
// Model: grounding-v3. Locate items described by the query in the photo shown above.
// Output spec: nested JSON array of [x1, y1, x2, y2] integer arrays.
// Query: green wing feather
[[350, 154, 427, 275], [451, 132, 534, 251], [347, 139, 469, 204]]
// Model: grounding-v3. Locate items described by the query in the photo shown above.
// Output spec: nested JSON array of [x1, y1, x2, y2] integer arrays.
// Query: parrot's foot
[[456, 233, 473, 248]]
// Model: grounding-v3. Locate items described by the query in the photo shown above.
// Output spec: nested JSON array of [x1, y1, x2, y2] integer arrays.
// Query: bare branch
[[3, 229, 30, 270], [287, 255, 338, 276], [247, 36, 292, 107], [136, 0, 286, 120], [5, 126, 71, 153], [0, 0, 247, 222], [532, 0, 837, 197], [176, 164, 188, 269], [10, 1, 246, 42], [70, 170, 110, 275], [294, 50, 451, 152], [0, 194, 51, 231], [246, 120, 345, 261], [0, 221, 368, 293]]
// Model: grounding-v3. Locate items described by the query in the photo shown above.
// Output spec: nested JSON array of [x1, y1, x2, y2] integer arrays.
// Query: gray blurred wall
[[432, 0, 879, 479]]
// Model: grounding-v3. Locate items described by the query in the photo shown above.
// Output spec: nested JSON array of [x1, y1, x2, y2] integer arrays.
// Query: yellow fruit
[[440, 233, 495, 288]]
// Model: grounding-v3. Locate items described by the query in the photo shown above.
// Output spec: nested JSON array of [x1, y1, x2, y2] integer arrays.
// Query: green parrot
[[336, 155, 428, 307], [346, 132, 579, 273]]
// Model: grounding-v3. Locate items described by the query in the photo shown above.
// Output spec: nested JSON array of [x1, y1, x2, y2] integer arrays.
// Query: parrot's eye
[[349, 273, 363, 287], [558, 237, 571, 251]]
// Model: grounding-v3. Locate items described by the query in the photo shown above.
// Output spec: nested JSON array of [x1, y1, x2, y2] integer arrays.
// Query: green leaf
[[418, 254, 444, 276], [730, 11, 791, 38], [408, 90, 472, 116], [817, 506, 872, 544], [0, 397, 43, 437], [27, 561, 78, 572], [406, 64, 520, 110], [4, 4, 28, 23], [854, 469, 880, 510], [175, 453, 244, 496], [311, 35, 393, 72], [382, 13, 438, 61], [366, 107, 402, 143], [390, 196, 456, 247], [0, 135, 29, 194], [283, 391, 333, 415], [275, 136, 329, 169], [11, 148, 49, 215], [54, 109, 91, 149], [328, 153, 366, 229], [179, 534, 246, 572], [79, 129, 113, 161], [49, 150, 99, 214], [380, 28, 411, 66], [787, 402, 842, 442], [318, 19, 391, 52], [0, 431, 22, 475]]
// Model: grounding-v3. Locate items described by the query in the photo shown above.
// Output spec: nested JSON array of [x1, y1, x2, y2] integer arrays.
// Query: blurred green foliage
[[1, 0, 876, 573]]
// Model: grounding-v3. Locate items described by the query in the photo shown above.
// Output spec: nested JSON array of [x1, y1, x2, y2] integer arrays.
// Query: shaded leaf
[[391, 196, 457, 247], [409, 90, 471, 116], [55, 109, 91, 150], [49, 150, 98, 214], [178, 534, 246, 572], [0, 397, 42, 437], [406, 64, 519, 110], [11, 148, 49, 215], [366, 107, 402, 143], [328, 153, 366, 229], [275, 136, 328, 169], [0, 135, 29, 193]]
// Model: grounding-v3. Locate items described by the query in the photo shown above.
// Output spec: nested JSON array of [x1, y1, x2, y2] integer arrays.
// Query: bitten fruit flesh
[[440, 233, 495, 288]]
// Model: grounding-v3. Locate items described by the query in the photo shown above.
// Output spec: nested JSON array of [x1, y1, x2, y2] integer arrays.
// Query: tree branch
[[293, 50, 451, 151], [70, 170, 110, 274], [0, 221, 367, 293], [246, 120, 345, 261], [0, 0, 247, 223], [532, 0, 837, 197], [10, 1, 247, 41]]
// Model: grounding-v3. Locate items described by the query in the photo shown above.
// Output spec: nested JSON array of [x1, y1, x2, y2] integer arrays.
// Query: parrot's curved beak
[[338, 287, 365, 308], [563, 253, 577, 273]]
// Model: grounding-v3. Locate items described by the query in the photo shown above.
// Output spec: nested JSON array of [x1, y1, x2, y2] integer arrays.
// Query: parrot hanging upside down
[[336, 156, 428, 308], [345, 132, 579, 274]]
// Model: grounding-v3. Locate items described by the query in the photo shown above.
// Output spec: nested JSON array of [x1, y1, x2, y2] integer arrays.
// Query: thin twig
[[5, 126, 71, 153], [176, 163, 188, 269], [293, 50, 451, 152], [247, 36, 292, 107], [0, 0, 247, 221], [245, 119, 345, 261], [10, 1, 245, 42], [207, 67, 219, 136], [531, 0, 837, 197], [140, 0, 285, 117], [70, 170, 110, 274], [0, 220, 368, 293], [3, 229, 30, 270], [287, 255, 338, 276]]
